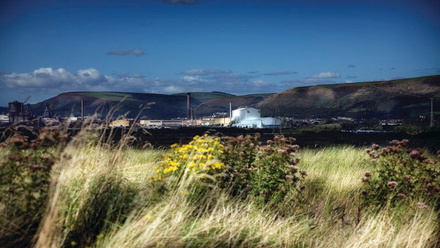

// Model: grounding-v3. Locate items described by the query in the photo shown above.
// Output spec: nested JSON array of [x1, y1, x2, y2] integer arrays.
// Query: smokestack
[[187, 93, 192, 120], [431, 98, 434, 128], [81, 99, 84, 120], [229, 102, 232, 119]]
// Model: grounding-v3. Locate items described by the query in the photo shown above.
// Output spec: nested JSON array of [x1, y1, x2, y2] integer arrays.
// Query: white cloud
[[180, 69, 231, 76], [106, 49, 145, 56], [77, 68, 106, 85], [206, 74, 253, 83], [0, 67, 281, 105], [262, 71, 296, 76], [0, 67, 159, 105], [163, 85, 183, 94], [1, 68, 75, 88], [180, 75, 208, 84], [309, 72, 341, 79], [251, 79, 272, 87]]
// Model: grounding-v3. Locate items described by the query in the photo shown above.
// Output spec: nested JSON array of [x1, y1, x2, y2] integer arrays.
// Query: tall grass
[[1, 128, 438, 247]]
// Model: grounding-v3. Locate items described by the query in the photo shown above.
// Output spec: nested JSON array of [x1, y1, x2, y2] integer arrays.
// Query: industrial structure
[[139, 119, 184, 128], [8, 101, 34, 123], [4, 98, 280, 129], [231, 107, 282, 128], [138, 107, 280, 129], [110, 119, 131, 127]]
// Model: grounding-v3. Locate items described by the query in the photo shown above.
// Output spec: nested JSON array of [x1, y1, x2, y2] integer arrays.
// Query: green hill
[[30, 92, 202, 119], [188, 75, 440, 119], [172, 91, 235, 102], [257, 75, 440, 118]]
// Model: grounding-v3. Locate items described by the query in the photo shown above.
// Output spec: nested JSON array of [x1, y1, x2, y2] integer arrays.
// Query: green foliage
[[62, 175, 135, 248], [154, 134, 306, 205], [220, 134, 306, 205], [0, 128, 67, 247], [3, 125, 439, 247], [361, 139, 440, 210]]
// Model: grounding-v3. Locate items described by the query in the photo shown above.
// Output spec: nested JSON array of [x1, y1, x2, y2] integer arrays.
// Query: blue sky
[[0, 0, 439, 106]]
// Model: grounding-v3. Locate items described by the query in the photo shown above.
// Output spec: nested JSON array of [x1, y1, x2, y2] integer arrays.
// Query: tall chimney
[[430, 98, 434, 128], [229, 102, 232, 119], [81, 99, 84, 120], [187, 93, 192, 120]]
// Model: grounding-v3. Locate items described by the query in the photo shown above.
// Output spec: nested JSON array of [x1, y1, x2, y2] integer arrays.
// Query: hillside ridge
[[1, 75, 439, 120]]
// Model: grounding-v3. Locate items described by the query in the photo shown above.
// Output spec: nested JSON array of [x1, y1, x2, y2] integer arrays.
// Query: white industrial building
[[231, 107, 282, 128], [140, 119, 184, 128]]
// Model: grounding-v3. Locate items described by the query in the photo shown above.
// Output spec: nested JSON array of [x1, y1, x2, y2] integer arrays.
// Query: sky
[[0, 0, 439, 106]]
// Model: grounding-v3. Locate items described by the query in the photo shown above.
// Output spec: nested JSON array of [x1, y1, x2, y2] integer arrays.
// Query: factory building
[[110, 119, 131, 127], [8, 101, 34, 123], [140, 119, 184, 128], [231, 107, 282, 128], [0, 115, 8, 123]]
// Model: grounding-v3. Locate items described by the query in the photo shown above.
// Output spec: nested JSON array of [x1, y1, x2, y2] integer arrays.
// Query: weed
[[221, 134, 306, 205], [362, 139, 440, 211]]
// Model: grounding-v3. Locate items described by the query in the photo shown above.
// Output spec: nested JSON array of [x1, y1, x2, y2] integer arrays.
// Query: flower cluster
[[361, 139, 440, 209], [154, 134, 225, 182]]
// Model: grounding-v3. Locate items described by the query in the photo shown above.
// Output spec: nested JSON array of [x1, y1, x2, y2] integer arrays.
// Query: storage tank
[[232, 108, 246, 123], [232, 107, 261, 123], [9, 101, 23, 115], [8, 101, 24, 123]]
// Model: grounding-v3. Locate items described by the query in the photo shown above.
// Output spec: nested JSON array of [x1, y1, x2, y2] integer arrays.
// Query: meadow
[[0, 123, 439, 248]]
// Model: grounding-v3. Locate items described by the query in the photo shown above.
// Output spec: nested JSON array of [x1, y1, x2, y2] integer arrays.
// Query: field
[[1, 125, 439, 248]]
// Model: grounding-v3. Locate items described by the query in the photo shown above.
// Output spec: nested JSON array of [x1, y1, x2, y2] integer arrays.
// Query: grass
[[78, 92, 134, 102], [1, 130, 439, 247]]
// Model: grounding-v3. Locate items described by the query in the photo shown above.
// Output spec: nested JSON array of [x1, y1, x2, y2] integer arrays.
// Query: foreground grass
[[22, 140, 437, 248]]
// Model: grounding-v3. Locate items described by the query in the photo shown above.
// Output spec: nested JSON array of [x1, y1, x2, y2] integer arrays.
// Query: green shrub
[[361, 139, 440, 210], [220, 134, 306, 205], [0, 128, 67, 247], [154, 134, 306, 205]]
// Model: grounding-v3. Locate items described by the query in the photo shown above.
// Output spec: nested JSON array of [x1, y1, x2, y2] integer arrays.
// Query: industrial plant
[[1, 93, 283, 129]]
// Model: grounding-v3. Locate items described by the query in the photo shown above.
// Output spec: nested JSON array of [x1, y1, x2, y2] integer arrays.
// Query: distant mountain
[[30, 92, 202, 119], [257, 75, 440, 119], [192, 75, 440, 119], [2, 75, 439, 120], [172, 92, 236, 102]]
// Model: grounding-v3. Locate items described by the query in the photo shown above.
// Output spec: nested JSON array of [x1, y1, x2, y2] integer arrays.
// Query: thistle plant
[[361, 139, 440, 210], [220, 134, 305, 205]]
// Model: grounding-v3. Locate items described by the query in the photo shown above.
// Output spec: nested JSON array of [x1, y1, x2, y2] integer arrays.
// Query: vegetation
[[0, 128, 67, 247], [1, 123, 439, 247], [362, 140, 440, 210]]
